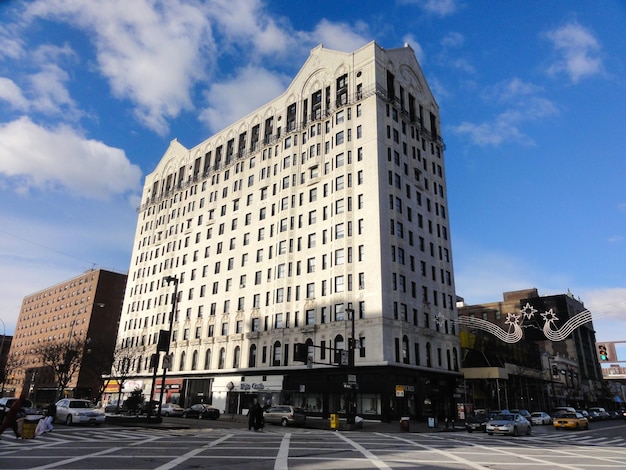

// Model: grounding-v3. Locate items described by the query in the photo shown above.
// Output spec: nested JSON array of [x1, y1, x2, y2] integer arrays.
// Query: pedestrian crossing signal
[[598, 344, 609, 361]]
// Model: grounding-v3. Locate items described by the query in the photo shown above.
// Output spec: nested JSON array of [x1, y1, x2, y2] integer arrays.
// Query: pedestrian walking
[[0, 394, 26, 439], [248, 399, 264, 431]]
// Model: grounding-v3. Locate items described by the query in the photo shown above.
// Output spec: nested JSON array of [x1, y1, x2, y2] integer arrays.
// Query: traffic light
[[598, 344, 609, 361]]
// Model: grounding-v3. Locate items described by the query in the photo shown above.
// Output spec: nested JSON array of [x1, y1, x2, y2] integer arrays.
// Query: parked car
[[0, 397, 43, 420], [263, 405, 306, 427], [182, 403, 220, 420], [159, 403, 184, 417], [588, 407, 610, 420], [553, 412, 589, 430], [55, 398, 105, 426], [486, 413, 531, 436], [465, 413, 488, 433], [530, 411, 552, 425], [104, 400, 127, 413], [509, 409, 532, 420], [553, 406, 576, 414]]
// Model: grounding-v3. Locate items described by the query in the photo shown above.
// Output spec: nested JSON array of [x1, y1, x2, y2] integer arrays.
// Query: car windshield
[[562, 413, 576, 418], [495, 414, 513, 420], [69, 401, 92, 409]]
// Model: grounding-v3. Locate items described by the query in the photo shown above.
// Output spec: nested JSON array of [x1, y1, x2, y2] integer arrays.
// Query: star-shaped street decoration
[[505, 312, 521, 326], [520, 302, 537, 320], [435, 312, 445, 327], [540, 308, 559, 325]]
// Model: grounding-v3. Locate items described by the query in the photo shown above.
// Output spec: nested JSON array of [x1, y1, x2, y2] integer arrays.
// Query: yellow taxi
[[552, 412, 589, 430]]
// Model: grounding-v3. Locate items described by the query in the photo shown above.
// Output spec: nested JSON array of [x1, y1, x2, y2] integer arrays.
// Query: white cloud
[[205, 0, 291, 56], [575, 287, 626, 341], [544, 22, 603, 83], [27, 44, 79, 116], [452, 79, 558, 147], [0, 117, 142, 199], [0, 77, 28, 110], [402, 34, 426, 64], [401, 0, 458, 17], [26, 0, 215, 135], [199, 66, 291, 133], [306, 19, 370, 53], [441, 32, 464, 48], [486, 78, 542, 103]]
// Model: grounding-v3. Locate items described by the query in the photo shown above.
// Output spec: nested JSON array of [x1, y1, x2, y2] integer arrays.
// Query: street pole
[[0, 318, 5, 397], [345, 308, 356, 425], [158, 276, 178, 419]]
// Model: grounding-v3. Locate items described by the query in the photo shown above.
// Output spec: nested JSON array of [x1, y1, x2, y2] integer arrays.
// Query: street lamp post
[[157, 275, 178, 419]]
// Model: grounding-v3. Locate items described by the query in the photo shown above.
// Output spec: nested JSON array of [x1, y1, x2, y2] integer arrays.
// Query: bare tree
[[35, 338, 86, 400], [1, 351, 24, 396], [79, 336, 116, 404], [107, 344, 142, 413]]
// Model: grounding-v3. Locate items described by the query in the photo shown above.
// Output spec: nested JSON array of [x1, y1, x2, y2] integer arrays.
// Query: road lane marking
[[154, 433, 234, 470], [274, 432, 291, 470], [336, 432, 392, 469], [28, 446, 122, 470]]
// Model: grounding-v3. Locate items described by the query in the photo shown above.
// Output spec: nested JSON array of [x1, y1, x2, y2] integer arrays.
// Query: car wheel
[[165, 412, 170, 417], [576, 423, 580, 430], [488, 432, 493, 435], [182, 412, 187, 418], [66, 415, 73, 426], [513, 426, 518, 437], [281, 418, 288, 427], [198, 413, 203, 419], [526, 426, 531, 436], [467, 429, 473, 433]]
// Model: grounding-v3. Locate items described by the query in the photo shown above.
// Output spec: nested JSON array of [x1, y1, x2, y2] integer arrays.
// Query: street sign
[[162, 354, 172, 370]]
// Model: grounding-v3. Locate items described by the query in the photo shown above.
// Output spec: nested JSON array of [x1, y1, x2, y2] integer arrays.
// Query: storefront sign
[[239, 382, 265, 390]]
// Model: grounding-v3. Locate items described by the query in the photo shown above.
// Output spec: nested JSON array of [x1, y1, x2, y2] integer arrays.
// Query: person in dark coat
[[248, 399, 264, 431], [0, 394, 26, 439]]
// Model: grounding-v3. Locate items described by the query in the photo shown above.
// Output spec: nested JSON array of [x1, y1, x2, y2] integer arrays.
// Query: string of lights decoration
[[453, 302, 594, 343]]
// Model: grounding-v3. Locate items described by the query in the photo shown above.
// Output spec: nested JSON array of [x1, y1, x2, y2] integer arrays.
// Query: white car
[[159, 403, 184, 417], [530, 411, 552, 425], [55, 398, 105, 426]]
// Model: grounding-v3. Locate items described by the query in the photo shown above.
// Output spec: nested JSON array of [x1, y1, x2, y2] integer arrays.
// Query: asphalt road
[[1, 417, 625, 469]]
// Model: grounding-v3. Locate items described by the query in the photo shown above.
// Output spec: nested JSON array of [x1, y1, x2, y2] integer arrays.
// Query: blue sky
[[1, 0, 625, 346]]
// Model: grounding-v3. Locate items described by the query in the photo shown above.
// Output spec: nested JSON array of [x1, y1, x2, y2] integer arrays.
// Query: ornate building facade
[[117, 42, 460, 422]]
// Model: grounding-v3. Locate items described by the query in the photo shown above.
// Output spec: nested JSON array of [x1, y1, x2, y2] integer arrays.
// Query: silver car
[[530, 411, 552, 425], [263, 405, 306, 427], [55, 398, 105, 426], [486, 413, 531, 436]]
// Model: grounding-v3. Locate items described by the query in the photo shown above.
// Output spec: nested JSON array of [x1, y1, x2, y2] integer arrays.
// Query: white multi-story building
[[118, 41, 461, 422]]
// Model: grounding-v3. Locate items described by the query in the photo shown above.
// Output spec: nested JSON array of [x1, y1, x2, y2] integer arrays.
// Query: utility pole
[[157, 275, 178, 420], [345, 308, 356, 425]]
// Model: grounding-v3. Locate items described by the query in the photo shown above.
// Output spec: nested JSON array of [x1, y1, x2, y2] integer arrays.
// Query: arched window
[[218, 347, 226, 369], [334, 334, 344, 351], [249, 344, 257, 367], [191, 350, 198, 370], [426, 342, 432, 368], [204, 348, 211, 369], [233, 346, 241, 368], [179, 351, 186, 371], [402, 335, 410, 364], [272, 341, 282, 366]]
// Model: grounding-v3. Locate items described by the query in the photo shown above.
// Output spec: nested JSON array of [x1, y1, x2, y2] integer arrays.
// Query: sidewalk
[[110, 413, 466, 434]]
